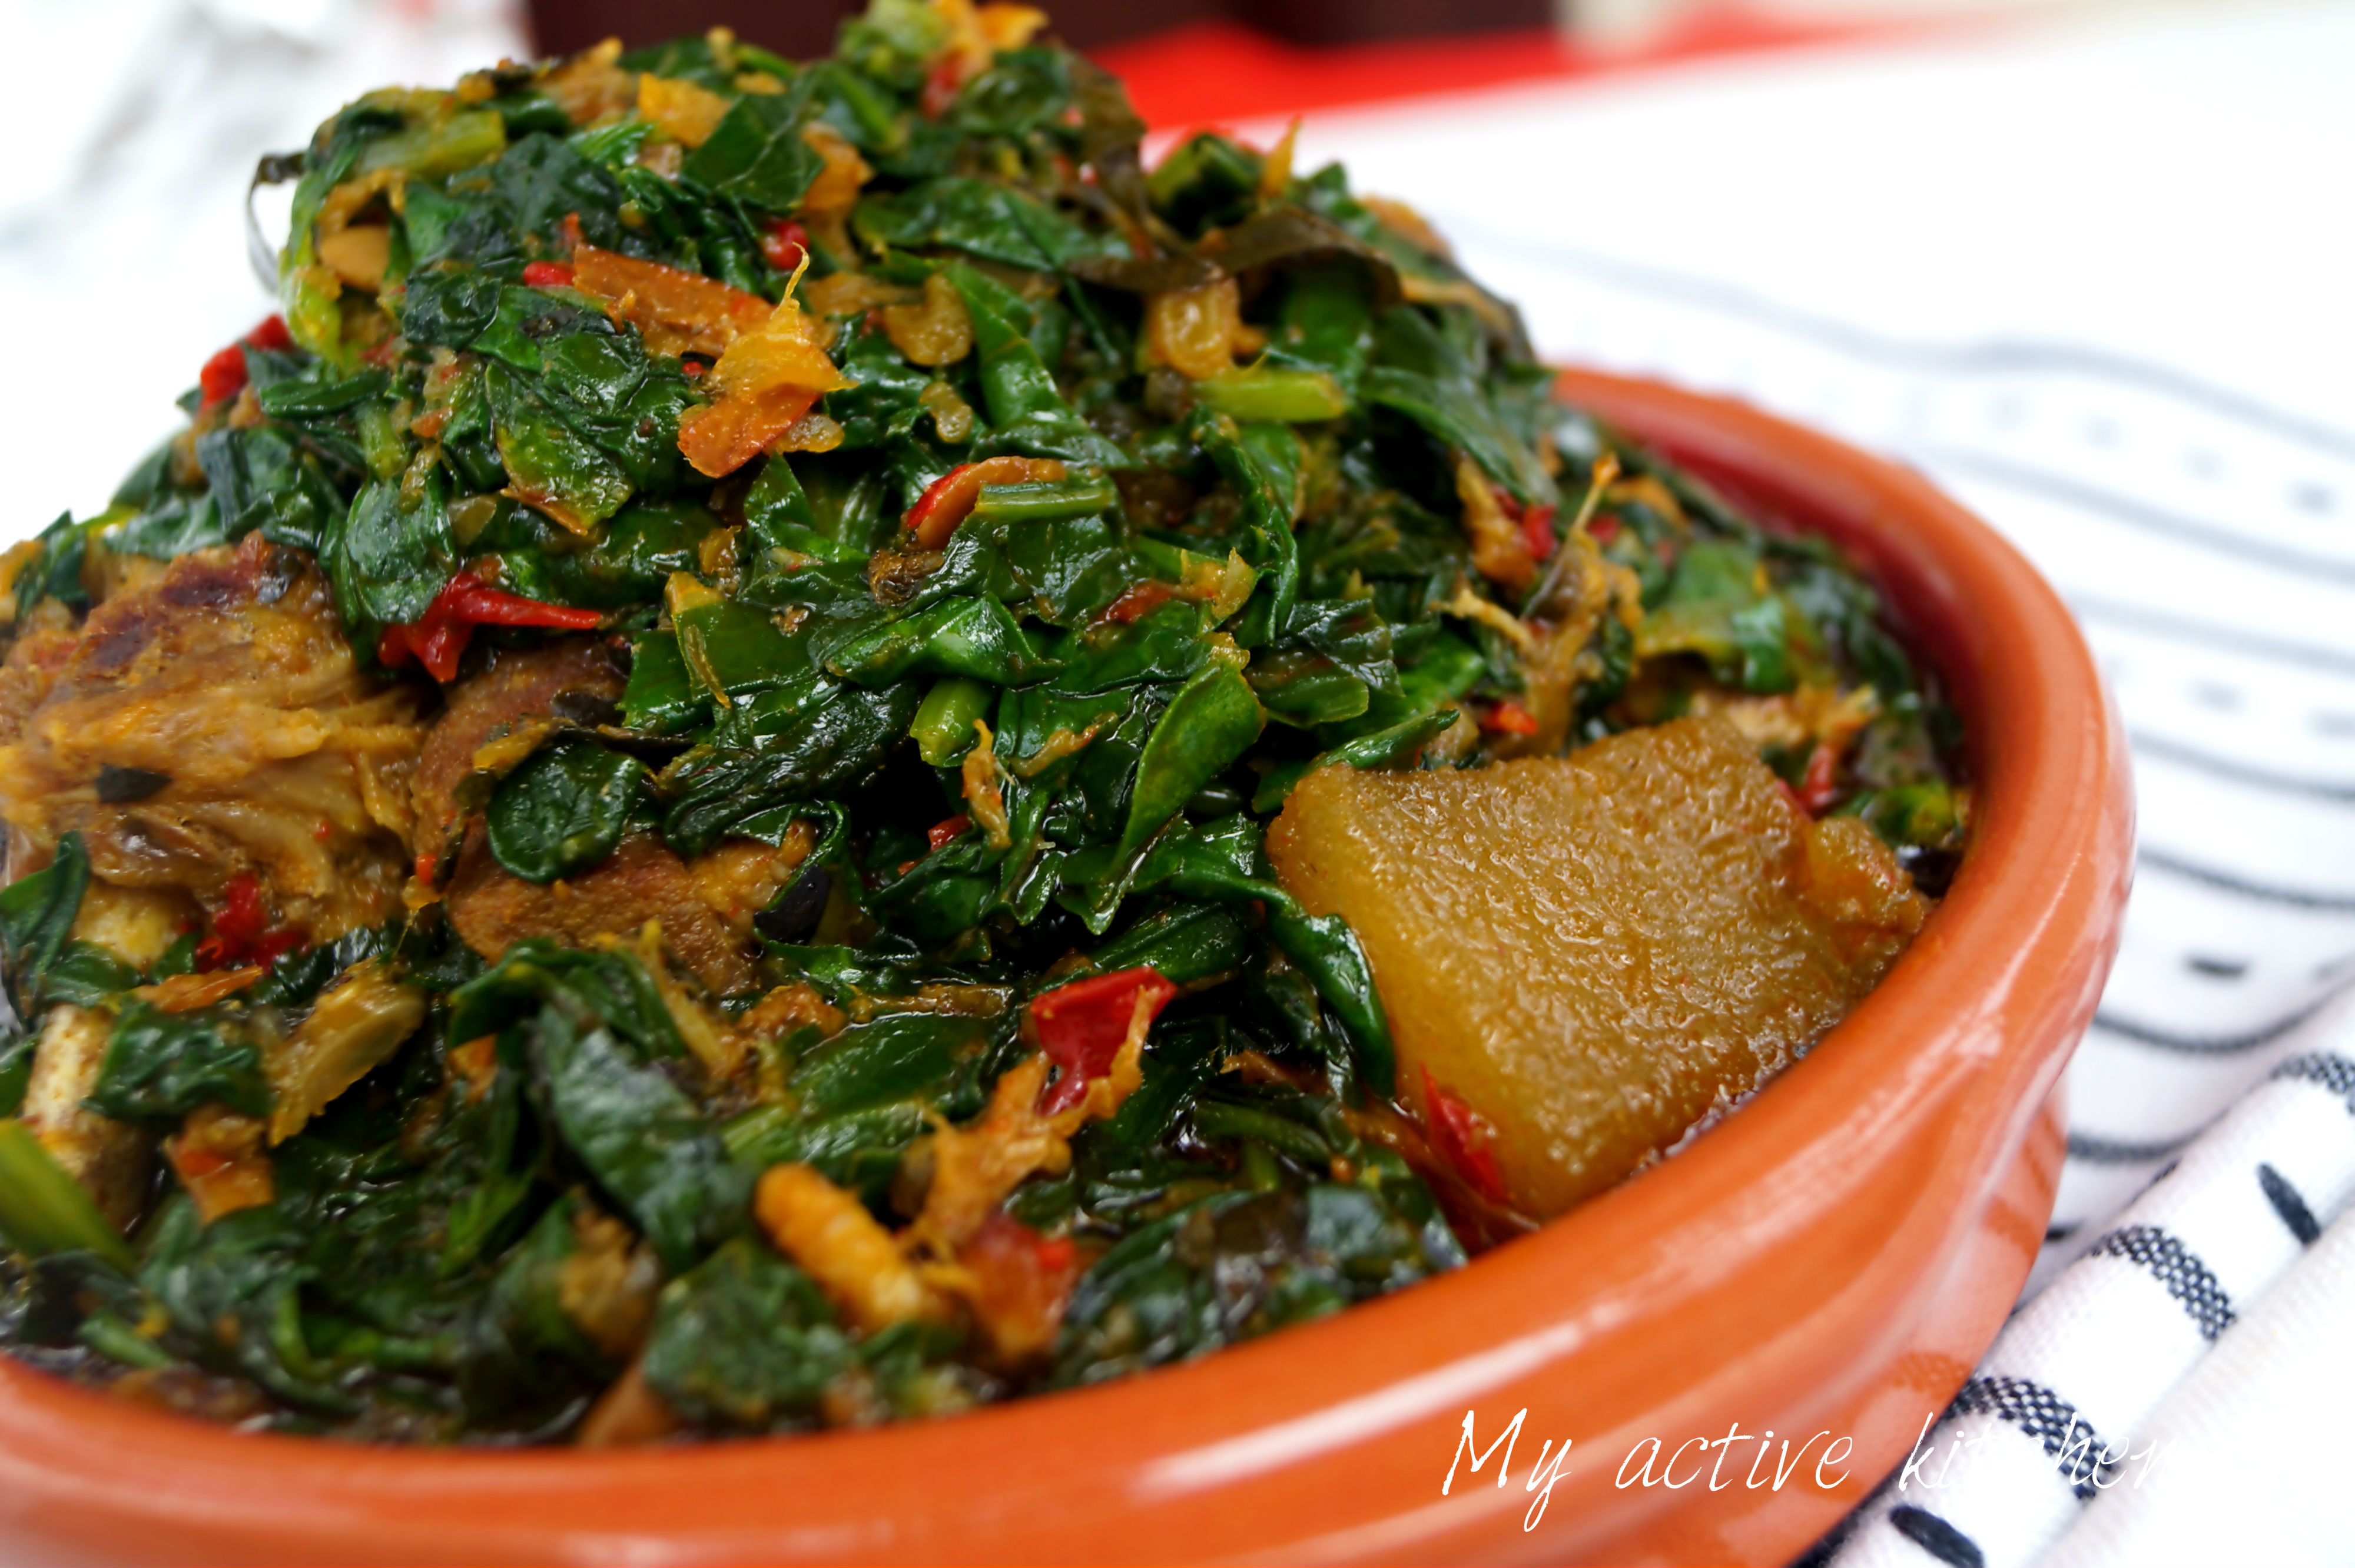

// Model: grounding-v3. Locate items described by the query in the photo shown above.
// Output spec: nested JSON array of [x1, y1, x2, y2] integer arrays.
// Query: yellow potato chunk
[[1266, 715, 1928, 1218]]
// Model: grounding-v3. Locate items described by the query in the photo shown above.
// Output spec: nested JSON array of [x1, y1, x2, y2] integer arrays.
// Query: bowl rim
[[0, 369, 2133, 1567]]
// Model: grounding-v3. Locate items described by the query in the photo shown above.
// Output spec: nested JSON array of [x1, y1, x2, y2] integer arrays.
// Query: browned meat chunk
[[0, 535, 423, 945], [445, 827, 759, 994], [411, 637, 626, 861]]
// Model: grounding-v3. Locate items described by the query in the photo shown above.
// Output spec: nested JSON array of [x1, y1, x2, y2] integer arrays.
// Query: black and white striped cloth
[[1817, 1057, 2355, 1567], [1281, 9, 2355, 1562]]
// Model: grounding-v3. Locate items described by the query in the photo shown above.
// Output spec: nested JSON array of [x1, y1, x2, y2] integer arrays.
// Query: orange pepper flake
[[1105, 580, 1176, 624], [636, 72, 732, 148], [797, 122, 873, 218], [569, 246, 771, 359], [675, 269, 852, 479], [1477, 700, 1540, 737], [1797, 743, 1841, 814], [138, 967, 266, 1014]]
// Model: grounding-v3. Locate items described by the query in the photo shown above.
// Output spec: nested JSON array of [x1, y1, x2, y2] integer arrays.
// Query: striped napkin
[[1815, 1052, 2355, 1567]]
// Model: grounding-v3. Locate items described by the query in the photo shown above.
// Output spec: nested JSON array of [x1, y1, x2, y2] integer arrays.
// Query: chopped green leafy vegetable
[[0, 0, 1964, 1445]]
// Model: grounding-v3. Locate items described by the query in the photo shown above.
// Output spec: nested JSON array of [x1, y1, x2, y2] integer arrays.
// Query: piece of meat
[[21, 1003, 152, 1229], [445, 826, 758, 994], [0, 602, 82, 757], [265, 960, 429, 1143], [1268, 715, 1928, 1219], [0, 535, 424, 944], [70, 878, 197, 969], [684, 830, 812, 940], [163, 1105, 274, 1224], [411, 637, 626, 863]]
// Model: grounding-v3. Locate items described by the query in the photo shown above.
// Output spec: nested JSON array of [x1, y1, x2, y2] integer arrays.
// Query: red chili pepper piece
[[959, 1211, 1084, 1359], [194, 872, 304, 972], [1588, 512, 1621, 545], [761, 218, 810, 271], [905, 463, 979, 549], [214, 873, 267, 949], [927, 813, 971, 851], [377, 572, 603, 683], [1421, 1065, 1508, 1205], [1477, 699, 1540, 737], [920, 57, 964, 118], [905, 457, 1066, 551], [681, 360, 706, 379], [1797, 743, 1840, 814], [1030, 966, 1178, 1115], [1106, 580, 1176, 625], [522, 260, 576, 289], [1518, 501, 1558, 561], [197, 316, 295, 409], [244, 315, 293, 353], [441, 575, 605, 629], [198, 345, 248, 408]]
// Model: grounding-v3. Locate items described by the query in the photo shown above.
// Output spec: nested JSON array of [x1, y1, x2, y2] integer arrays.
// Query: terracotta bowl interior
[[0, 370, 2133, 1567]]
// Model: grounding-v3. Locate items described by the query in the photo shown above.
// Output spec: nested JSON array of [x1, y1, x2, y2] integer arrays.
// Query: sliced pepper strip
[[906, 457, 1067, 551], [569, 245, 772, 359], [1029, 965, 1177, 1115], [377, 571, 603, 683], [1420, 1065, 1508, 1206]]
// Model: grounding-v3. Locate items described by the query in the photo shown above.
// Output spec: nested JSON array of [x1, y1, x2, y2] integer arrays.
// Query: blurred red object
[[530, 0, 1551, 60], [530, 3, 1883, 134], [1097, 12, 1883, 129]]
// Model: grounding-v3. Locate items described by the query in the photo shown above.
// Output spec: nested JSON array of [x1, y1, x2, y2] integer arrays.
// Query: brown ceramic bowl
[[0, 369, 2132, 1566]]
